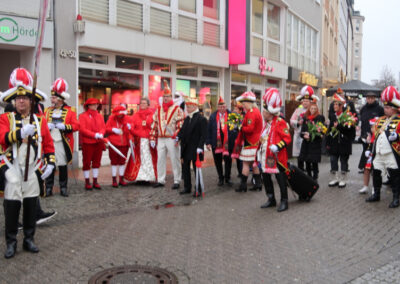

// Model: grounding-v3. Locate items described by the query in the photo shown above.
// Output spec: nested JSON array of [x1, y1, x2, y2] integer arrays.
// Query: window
[[178, 15, 197, 42], [79, 52, 108, 64], [231, 72, 247, 84], [179, 0, 196, 13], [148, 76, 171, 108], [252, 36, 263, 56], [203, 0, 219, 19], [116, 56, 143, 70], [267, 3, 280, 41], [152, 0, 170, 6], [150, 8, 171, 37], [177, 64, 198, 77], [355, 48, 359, 57], [203, 22, 220, 46], [80, 0, 109, 23], [116, 0, 142, 31], [268, 41, 280, 61], [252, 0, 263, 35], [150, 62, 171, 72], [202, 69, 219, 78]]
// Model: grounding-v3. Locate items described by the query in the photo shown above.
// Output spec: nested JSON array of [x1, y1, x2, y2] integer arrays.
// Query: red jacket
[[105, 114, 130, 146], [268, 116, 291, 168], [79, 109, 106, 144], [130, 109, 154, 138], [0, 112, 55, 165], [234, 107, 263, 149], [45, 105, 79, 163]]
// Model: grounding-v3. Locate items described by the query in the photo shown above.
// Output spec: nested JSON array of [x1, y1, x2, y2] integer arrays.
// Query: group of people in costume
[[1, 65, 400, 260]]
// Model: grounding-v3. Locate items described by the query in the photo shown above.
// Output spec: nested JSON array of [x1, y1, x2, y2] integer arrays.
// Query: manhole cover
[[88, 265, 179, 284]]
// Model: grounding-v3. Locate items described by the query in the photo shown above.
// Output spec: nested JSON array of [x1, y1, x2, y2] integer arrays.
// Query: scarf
[[215, 111, 229, 156], [162, 100, 173, 113], [307, 114, 316, 121], [137, 108, 152, 120], [264, 117, 279, 174]]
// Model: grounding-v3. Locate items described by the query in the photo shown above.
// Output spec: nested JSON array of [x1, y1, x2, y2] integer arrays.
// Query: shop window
[[203, 0, 219, 20], [116, 0, 142, 31], [178, 15, 197, 42], [252, 0, 263, 35], [179, 0, 196, 13], [79, 52, 108, 64], [177, 64, 198, 77], [203, 22, 220, 47], [148, 76, 171, 109], [231, 85, 247, 109], [150, 8, 171, 37], [267, 3, 280, 41], [202, 69, 219, 78], [268, 41, 280, 62], [250, 75, 262, 85], [231, 72, 247, 84], [79, 68, 143, 120], [150, 62, 171, 72], [152, 0, 170, 6], [116, 56, 143, 70]]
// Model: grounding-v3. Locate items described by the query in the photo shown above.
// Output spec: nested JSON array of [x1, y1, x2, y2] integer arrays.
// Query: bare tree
[[374, 65, 397, 89]]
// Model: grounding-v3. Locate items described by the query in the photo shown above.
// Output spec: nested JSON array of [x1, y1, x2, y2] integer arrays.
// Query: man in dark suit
[[206, 97, 236, 186], [177, 97, 208, 195]]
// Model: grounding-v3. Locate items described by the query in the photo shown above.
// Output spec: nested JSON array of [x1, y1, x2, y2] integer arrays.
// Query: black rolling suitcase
[[285, 163, 319, 201]]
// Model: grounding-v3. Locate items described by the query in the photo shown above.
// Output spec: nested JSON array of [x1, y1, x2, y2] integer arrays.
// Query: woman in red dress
[[124, 98, 157, 183]]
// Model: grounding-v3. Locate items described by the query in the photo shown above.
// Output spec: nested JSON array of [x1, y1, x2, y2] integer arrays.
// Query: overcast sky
[[354, 0, 400, 85]]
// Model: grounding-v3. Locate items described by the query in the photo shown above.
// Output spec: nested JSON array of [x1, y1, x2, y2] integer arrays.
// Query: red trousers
[[82, 142, 104, 170], [109, 145, 129, 165]]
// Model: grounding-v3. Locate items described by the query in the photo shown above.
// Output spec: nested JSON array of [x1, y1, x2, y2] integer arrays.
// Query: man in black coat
[[177, 97, 208, 195], [206, 97, 237, 186]]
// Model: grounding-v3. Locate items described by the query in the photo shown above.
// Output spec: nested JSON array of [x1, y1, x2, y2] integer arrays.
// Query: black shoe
[[382, 180, 390, 185], [36, 211, 57, 225], [4, 243, 17, 259], [389, 198, 399, 208], [218, 179, 224, 186], [179, 189, 191, 195], [45, 188, 53, 197], [260, 198, 276, 208], [60, 188, 68, 197], [366, 193, 380, 202], [23, 239, 39, 253], [172, 183, 180, 190], [277, 200, 288, 212], [236, 176, 248, 192], [225, 179, 233, 186], [153, 182, 165, 188]]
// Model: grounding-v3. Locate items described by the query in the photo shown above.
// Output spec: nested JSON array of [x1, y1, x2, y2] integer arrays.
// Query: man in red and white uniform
[[150, 80, 184, 189], [79, 98, 106, 190], [44, 78, 79, 197], [232, 91, 263, 192], [0, 68, 55, 258], [366, 86, 400, 208], [105, 105, 130, 187], [258, 88, 291, 212]]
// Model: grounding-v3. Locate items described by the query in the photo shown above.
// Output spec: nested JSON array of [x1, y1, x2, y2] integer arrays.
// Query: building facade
[[351, 9, 364, 81]]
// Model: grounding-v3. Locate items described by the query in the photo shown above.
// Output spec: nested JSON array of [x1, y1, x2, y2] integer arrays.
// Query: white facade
[[351, 11, 364, 81]]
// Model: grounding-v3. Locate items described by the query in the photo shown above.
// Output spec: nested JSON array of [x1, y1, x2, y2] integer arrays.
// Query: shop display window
[[148, 75, 171, 109], [231, 72, 247, 84], [79, 52, 108, 64], [177, 64, 198, 77], [116, 56, 143, 70], [231, 85, 247, 109], [150, 62, 171, 72], [79, 68, 143, 120], [202, 69, 219, 78]]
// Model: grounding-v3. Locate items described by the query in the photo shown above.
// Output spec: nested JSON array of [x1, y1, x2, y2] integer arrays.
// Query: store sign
[[299, 71, 318, 86], [259, 57, 274, 75], [0, 15, 53, 48]]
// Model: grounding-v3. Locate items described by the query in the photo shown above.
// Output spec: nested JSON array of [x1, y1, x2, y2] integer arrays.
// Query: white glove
[[47, 122, 55, 131], [126, 123, 131, 130], [94, 133, 103, 139], [150, 141, 156, 148], [197, 148, 203, 154], [56, 123, 65, 130], [21, 124, 36, 139], [41, 164, 54, 180], [365, 150, 371, 158], [174, 136, 179, 143], [269, 144, 279, 153], [112, 128, 122, 135], [388, 132, 398, 142], [367, 157, 372, 164]]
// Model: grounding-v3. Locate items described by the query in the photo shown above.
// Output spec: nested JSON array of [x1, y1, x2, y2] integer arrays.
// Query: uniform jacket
[[150, 104, 184, 141], [234, 107, 262, 153], [45, 104, 79, 164], [130, 109, 154, 139], [79, 109, 106, 144], [105, 114, 130, 146], [178, 111, 208, 161]]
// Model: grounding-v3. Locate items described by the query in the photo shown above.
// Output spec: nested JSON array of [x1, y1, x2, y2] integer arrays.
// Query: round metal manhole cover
[[88, 265, 179, 284]]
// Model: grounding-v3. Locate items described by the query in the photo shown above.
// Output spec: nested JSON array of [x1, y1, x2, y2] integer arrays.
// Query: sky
[[354, 0, 400, 85]]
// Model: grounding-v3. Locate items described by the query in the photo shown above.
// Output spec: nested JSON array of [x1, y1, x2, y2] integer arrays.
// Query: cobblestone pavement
[[1, 144, 400, 283]]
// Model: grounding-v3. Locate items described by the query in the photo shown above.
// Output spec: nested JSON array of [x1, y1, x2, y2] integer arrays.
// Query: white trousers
[[373, 152, 398, 173], [4, 166, 39, 201], [54, 140, 67, 166], [157, 137, 181, 184]]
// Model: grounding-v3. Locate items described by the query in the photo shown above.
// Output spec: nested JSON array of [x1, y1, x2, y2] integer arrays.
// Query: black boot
[[59, 166, 69, 197], [235, 175, 248, 192], [389, 192, 399, 208], [312, 163, 319, 180], [388, 169, 400, 208], [366, 169, 381, 202], [4, 200, 21, 259], [277, 199, 288, 212], [250, 174, 262, 191], [45, 168, 55, 197], [260, 194, 276, 208], [22, 197, 39, 253]]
